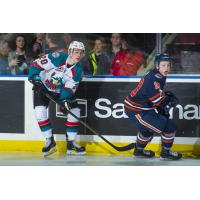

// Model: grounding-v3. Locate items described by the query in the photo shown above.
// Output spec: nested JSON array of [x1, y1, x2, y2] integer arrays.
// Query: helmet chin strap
[[66, 56, 77, 66], [155, 63, 160, 70]]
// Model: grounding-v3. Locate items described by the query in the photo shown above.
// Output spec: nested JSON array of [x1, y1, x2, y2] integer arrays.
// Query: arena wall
[[0, 76, 200, 156]]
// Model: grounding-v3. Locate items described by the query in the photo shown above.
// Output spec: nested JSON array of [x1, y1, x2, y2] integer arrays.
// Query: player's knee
[[34, 106, 48, 121], [67, 107, 80, 122], [140, 129, 154, 138], [164, 120, 177, 134]]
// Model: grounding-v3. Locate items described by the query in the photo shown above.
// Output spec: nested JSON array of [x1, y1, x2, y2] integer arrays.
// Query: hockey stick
[[45, 92, 135, 152]]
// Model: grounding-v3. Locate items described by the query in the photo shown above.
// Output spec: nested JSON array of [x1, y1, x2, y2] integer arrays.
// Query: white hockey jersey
[[29, 51, 83, 100]]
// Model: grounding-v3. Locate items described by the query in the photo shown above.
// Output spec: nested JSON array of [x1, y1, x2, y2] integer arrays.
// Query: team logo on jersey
[[154, 81, 160, 89], [51, 77, 60, 85], [48, 72, 63, 87], [52, 52, 60, 58]]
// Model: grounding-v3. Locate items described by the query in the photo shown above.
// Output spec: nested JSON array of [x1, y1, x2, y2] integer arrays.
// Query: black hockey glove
[[59, 98, 78, 114], [157, 91, 179, 117], [162, 91, 179, 108], [28, 75, 45, 93], [59, 99, 72, 114], [156, 105, 171, 117]]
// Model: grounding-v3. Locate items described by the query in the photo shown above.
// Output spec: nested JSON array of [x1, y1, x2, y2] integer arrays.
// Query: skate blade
[[67, 150, 86, 155], [160, 157, 182, 161], [43, 147, 57, 157], [133, 156, 155, 159]]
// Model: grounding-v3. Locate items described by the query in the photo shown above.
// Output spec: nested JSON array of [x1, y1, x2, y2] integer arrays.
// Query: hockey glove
[[59, 98, 78, 114], [157, 91, 179, 117], [59, 99, 72, 114], [156, 105, 171, 117], [28, 75, 45, 93], [162, 91, 179, 108]]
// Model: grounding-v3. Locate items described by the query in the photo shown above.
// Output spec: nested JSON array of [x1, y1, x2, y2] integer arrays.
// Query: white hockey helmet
[[68, 41, 85, 55]]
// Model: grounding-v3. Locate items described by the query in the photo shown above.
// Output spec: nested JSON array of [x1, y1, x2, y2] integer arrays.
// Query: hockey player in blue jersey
[[28, 41, 86, 156], [124, 53, 182, 160]]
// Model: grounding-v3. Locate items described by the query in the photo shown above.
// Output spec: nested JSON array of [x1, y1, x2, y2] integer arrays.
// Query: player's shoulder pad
[[148, 69, 163, 80], [73, 62, 83, 82], [144, 69, 155, 79], [155, 73, 163, 79], [75, 62, 83, 69], [48, 51, 68, 66], [144, 69, 162, 84]]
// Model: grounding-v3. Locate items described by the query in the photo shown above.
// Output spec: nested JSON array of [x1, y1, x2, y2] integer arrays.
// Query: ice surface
[[0, 152, 199, 166]]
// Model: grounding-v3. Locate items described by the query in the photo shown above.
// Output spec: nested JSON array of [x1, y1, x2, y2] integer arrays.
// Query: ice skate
[[42, 136, 57, 157], [67, 141, 86, 155], [134, 147, 155, 158], [160, 148, 182, 160]]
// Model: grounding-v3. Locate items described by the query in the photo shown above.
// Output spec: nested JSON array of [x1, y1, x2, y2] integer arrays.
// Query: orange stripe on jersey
[[135, 114, 162, 134], [130, 78, 144, 97], [149, 93, 160, 101], [161, 139, 174, 143], [154, 100, 162, 107], [124, 104, 142, 112], [163, 133, 174, 137], [125, 96, 143, 107]]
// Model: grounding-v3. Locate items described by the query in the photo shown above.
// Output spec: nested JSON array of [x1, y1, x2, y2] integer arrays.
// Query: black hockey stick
[[45, 93, 135, 152]]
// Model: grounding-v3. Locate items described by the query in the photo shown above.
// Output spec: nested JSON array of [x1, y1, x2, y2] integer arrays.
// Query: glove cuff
[[28, 74, 41, 84]]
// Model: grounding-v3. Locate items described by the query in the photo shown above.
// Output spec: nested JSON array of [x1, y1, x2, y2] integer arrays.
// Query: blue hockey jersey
[[124, 69, 166, 112], [28, 51, 83, 100]]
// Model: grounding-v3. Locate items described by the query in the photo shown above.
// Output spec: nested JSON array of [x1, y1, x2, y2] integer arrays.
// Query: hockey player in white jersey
[[28, 41, 86, 156]]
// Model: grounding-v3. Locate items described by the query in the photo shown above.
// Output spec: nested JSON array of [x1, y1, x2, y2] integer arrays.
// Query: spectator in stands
[[108, 33, 124, 60], [117, 49, 144, 76], [32, 33, 45, 59], [109, 33, 126, 75], [82, 37, 111, 75], [0, 35, 11, 74], [45, 33, 66, 53], [110, 36, 145, 76], [61, 33, 73, 50], [121, 37, 129, 50], [8, 34, 31, 75]]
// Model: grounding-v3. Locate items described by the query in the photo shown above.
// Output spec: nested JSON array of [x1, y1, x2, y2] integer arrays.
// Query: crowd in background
[[0, 33, 149, 76], [0, 33, 200, 76]]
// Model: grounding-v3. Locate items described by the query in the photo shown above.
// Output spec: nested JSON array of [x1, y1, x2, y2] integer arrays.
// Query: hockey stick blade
[[45, 93, 135, 152]]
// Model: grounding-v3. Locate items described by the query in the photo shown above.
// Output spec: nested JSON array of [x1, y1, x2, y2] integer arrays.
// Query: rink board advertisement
[[0, 80, 24, 133], [50, 78, 200, 138]]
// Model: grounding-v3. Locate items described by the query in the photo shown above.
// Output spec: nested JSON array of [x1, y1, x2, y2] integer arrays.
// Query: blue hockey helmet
[[155, 53, 172, 67]]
